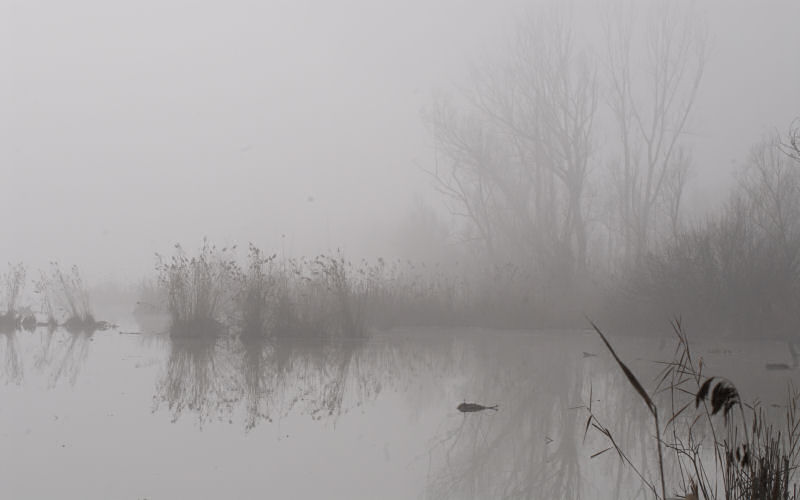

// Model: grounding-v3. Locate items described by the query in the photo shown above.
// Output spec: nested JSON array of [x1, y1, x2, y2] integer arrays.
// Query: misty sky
[[2, 0, 799, 281]]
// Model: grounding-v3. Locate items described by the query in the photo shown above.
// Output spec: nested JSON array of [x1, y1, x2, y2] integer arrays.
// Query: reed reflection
[[0, 329, 23, 385], [32, 327, 94, 387], [153, 326, 377, 429], [150, 320, 469, 431]]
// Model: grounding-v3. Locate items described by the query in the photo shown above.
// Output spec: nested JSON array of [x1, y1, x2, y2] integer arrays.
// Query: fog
[[3, 0, 798, 281], [3, 1, 800, 498], [3, 0, 522, 279]]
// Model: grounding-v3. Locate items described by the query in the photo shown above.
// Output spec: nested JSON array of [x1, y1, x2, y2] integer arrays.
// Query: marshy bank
[[3, 239, 800, 497], [6, 215, 800, 342]]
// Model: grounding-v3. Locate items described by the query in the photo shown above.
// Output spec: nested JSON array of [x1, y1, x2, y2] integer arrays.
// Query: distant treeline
[[417, 1, 800, 337]]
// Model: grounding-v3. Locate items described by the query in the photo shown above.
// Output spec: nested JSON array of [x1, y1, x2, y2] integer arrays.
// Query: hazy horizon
[[3, 0, 799, 282], [3, 3, 800, 498]]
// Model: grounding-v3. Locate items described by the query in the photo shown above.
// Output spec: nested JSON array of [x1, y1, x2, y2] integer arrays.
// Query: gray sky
[[2, 0, 799, 281]]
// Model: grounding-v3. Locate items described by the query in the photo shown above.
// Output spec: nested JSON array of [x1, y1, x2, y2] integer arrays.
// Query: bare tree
[[739, 136, 800, 266], [662, 147, 692, 242], [603, 1, 707, 263], [780, 118, 800, 163], [426, 8, 597, 281], [636, 136, 800, 336], [427, 98, 508, 259]]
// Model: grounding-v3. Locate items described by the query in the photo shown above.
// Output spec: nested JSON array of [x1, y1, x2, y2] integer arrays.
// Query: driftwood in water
[[457, 402, 499, 413]]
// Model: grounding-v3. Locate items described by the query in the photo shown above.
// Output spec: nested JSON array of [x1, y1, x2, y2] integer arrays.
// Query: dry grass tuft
[[584, 319, 800, 499]]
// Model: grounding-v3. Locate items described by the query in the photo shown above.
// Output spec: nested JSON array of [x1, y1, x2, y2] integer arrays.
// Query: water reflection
[[155, 333, 240, 423], [0, 321, 790, 498], [132, 306, 170, 335], [149, 322, 468, 432], [35, 328, 94, 386], [0, 326, 98, 387], [424, 335, 585, 499], [423, 334, 662, 500], [0, 313, 24, 384], [0, 330, 23, 384], [419, 334, 792, 500], [153, 329, 378, 429]]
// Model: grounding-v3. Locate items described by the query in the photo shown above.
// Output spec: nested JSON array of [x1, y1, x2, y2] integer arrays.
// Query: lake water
[[0, 315, 796, 499]]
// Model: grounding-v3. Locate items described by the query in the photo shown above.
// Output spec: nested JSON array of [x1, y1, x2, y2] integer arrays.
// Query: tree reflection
[[424, 335, 656, 500], [425, 337, 583, 499]]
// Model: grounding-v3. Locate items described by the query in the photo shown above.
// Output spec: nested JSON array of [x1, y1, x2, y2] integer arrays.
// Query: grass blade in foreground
[[588, 319, 667, 500]]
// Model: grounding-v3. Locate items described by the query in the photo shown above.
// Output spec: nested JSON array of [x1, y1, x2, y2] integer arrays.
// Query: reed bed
[[49, 263, 97, 331], [152, 239, 582, 338], [584, 319, 800, 499], [156, 240, 240, 337], [0, 263, 26, 331], [155, 242, 367, 339]]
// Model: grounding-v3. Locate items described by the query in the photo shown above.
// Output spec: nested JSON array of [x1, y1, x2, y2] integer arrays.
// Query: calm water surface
[[0, 316, 795, 499]]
